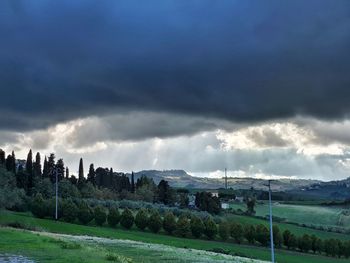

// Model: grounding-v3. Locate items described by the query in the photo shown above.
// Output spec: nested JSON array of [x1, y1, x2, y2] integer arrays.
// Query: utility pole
[[268, 180, 275, 263], [55, 167, 58, 220], [224, 168, 227, 189]]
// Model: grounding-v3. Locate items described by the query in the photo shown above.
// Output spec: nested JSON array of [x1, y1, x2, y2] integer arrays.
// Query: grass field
[[1, 210, 349, 263], [228, 202, 350, 231]]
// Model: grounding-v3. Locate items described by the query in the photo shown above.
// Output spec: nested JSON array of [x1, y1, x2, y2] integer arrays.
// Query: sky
[[1, 0, 350, 181]]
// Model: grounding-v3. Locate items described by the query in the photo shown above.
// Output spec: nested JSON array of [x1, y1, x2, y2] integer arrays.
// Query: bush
[[94, 206, 107, 226], [30, 194, 48, 218], [108, 207, 121, 227], [175, 216, 191, 237], [230, 222, 244, 243], [163, 212, 176, 235], [120, 208, 134, 229], [204, 217, 217, 240], [255, 224, 269, 246], [190, 215, 204, 238], [135, 209, 148, 231], [61, 199, 78, 222], [148, 210, 162, 233], [244, 224, 255, 244], [218, 222, 230, 240], [77, 202, 94, 225]]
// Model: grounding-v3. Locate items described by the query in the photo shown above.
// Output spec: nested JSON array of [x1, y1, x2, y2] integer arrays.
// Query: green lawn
[[228, 202, 350, 233], [1, 210, 349, 263]]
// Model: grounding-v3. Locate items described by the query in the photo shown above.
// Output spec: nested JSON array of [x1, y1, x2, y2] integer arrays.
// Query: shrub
[[204, 217, 217, 240], [230, 222, 243, 243], [135, 209, 148, 231], [273, 225, 282, 248], [77, 202, 94, 225], [94, 206, 107, 226], [244, 224, 255, 244], [108, 207, 121, 227], [175, 216, 191, 237], [163, 212, 176, 235], [30, 193, 48, 218], [255, 224, 269, 246], [61, 199, 78, 222], [120, 208, 134, 229], [218, 222, 230, 241], [148, 210, 162, 233], [190, 215, 204, 238]]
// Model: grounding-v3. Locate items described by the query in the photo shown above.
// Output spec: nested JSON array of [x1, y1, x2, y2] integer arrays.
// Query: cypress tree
[[47, 153, 56, 182], [26, 150, 33, 189], [131, 171, 135, 193], [5, 154, 13, 172], [43, 156, 49, 178], [0, 149, 5, 166], [33, 152, 42, 179], [11, 151, 16, 173], [87, 163, 96, 185], [55, 158, 65, 181], [78, 158, 84, 182], [65, 167, 69, 179]]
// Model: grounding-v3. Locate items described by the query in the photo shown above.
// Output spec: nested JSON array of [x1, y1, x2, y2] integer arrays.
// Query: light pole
[[267, 180, 275, 263], [55, 167, 58, 220]]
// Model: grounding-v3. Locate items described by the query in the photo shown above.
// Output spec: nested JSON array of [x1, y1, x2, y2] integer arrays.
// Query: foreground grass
[[1, 210, 349, 263]]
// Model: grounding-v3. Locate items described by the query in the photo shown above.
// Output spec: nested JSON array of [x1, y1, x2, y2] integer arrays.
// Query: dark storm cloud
[[1, 0, 350, 132]]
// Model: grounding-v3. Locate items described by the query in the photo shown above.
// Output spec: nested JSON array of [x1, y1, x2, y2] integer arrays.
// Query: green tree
[[175, 216, 191, 237], [163, 212, 176, 235], [298, 234, 311, 253], [25, 150, 33, 189], [94, 206, 107, 226], [78, 158, 85, 188], [245, 197, 256, 215], [190, 215, 204, 238], [31, 193, 48, 218], [0, 149, 5, 166], [255, 224, 269, 246], [204, 217, 217, 240], [33, 152, 42, 179], [61, 199, 78, 223], [107, 207, 121, 227], [87, 163, 96, 185], [310, 234, 322, 254], [273, 225, 282, 248], [120, 208, 134, 229], [58, 179, 80, 198], [244, 224, 255, 244], [43, 156, 49, 179], [135, 208, 149, 231], [157, 180, 175, 205], [130, 171, 135, 193], [55, 159, 65, 181], [283, 230, 292, 249], [218, 221, 230, 240], [148, 210, 162, 233], [77, 202, 94, 225], [230, 222, 244, 243], [47, 153, 56, 183], [344, 240, 350, 258]]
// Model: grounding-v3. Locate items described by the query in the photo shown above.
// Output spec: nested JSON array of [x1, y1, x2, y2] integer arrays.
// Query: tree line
[[28, 194, 350, 259]]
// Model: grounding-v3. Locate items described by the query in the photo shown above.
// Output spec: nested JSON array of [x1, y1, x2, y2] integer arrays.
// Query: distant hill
[[130, 170, 320, 191]]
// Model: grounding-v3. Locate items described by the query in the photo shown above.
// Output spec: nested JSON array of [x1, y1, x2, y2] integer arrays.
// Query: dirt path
[[36, 231, 268, 263]]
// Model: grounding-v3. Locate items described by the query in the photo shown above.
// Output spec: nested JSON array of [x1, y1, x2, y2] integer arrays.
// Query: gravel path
[[0, 254, 35, 263], [37, 231, 268, 263]]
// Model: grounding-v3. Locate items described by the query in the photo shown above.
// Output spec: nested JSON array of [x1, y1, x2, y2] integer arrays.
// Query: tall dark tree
[[78, 158, 85, 188], [55, 158, 65, 181], [5, 154, 13, 172], [87, 163, 96, 185], [11, 151, 16, 173], [43, 156, 49, 178], [26, 150, 34, 189], [65, 167, 69, 179], [47, 153, 56, 183], [0, 149, 5, 166], [33, 152, 42, 179], [157, 180, 174, 205], [131, 172, 135, 193]]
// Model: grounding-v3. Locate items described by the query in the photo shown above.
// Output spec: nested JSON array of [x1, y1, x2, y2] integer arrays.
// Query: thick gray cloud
[[1, 0, 350, 133]]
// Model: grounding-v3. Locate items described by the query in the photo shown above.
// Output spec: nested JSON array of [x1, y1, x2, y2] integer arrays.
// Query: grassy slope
[[1, 210, 349, 263], [228, 202, 350, 229]]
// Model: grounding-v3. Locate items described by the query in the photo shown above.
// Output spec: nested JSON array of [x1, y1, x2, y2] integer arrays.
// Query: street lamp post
[[268, 180, 275, 263], [55, 168, 58, 220]]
